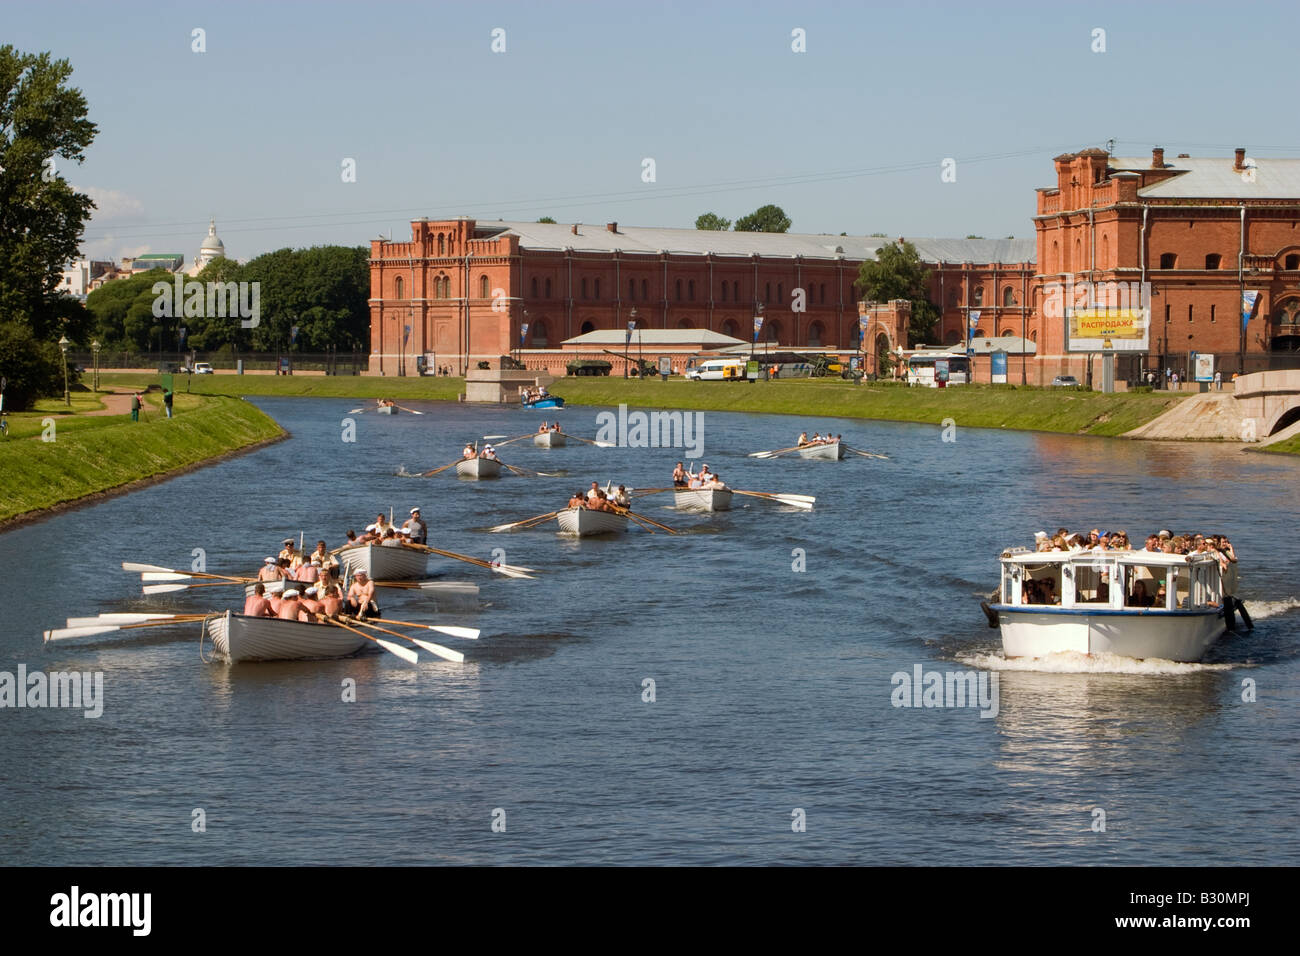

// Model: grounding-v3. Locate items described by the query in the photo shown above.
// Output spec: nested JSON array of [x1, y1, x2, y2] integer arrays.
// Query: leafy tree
[[0, 46, 98, 340], [854, 240, 941, 346], [694, 212, 731, 231], [965, 235, 985, 239], [0, 320, 69, 410], [85, 270, 173, 352], [242, 245, 370, 352], [536, 217, 556, 224], [734, 204, 791, 233], [869, 232, 888, 238]]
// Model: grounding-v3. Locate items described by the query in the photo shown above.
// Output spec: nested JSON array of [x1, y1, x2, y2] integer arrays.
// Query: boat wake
[[954, 650, 1236, 675], [1241, 596, 1300, 620]]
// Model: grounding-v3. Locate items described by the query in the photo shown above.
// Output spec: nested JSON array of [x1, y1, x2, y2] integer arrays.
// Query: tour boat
[[533, 431, 566, 447], [338, 543, 430, 580], [556, 506, 628, 536], [205, 610, 369, 662], [982, 548, 1247, 662], [522, 396, 565, 409], [673, 487, 733, 511], [797, 440, 845, 460], [456, 457, 503, 478]]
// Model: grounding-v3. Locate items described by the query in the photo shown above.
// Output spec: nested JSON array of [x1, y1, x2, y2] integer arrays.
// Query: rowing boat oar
[[371, 580, 480, 595], [629, 487, 673, 498], [421, 458, 464, 477], [501, 461, 564, 479], [747, 443, 804, 459], [123, 562, 248, 582], [365, 617, 480, 641], [621, 510, 679, 534], [140, 570, 252, 583], [143, 581, 238, 595], [490, 433, 534, 447], [622, 512, 662, 534], [321, 616, 419, 664], [488, 510, 559, 532], [564, 434, 616, 448], [341, 616, 463, 663], [731, 490, 816, 510], [393, 403, 424, 415], [409, 544, 537, 579], [844, 446, 889, 459], [66, 613, 198, 627], [44, 615, 209, 642]]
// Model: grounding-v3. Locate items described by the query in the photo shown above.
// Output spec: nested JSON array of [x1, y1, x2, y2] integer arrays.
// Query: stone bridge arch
[[1235, 370, 1300, 436]]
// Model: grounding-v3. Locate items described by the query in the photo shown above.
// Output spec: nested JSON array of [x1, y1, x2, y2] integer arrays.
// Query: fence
[[68, 349, 369, 375]]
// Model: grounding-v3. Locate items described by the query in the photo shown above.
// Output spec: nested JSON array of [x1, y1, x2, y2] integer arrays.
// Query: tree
[[734, 205, 791, 233], [694, 212, 731, 231], [854, 240, 941, 346], [242, 245, 370, 352], [0, 46, 98, 340], [536, 217, 556, 224], [965, 235, 985, 239], [0, 320, 68, 410]]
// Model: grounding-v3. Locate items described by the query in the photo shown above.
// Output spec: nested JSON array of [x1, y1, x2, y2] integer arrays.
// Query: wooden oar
[[123, 562, 248, 582], [623, 512, 663, 534], [421, 458, 464, 477], [489, 510, 559, 532], [629, 488, 674, 497], [564, 434, 616, 448], [321, 616, 419, 664], [731, 490, 815, 510], [44, 616, 208, 642], [747, 443, 804, 459], [66, 613, 198, 627], [393, 404, 424, 415], [367, 617, 480, 640], [501, 461, 564, 479], [143, 581, 237, 595], [844, 446, 889, 459], [141, 570, 254, 583], [408, 544, 537, 579], [621, 510, 678, 534], [491, 433, 534, 447], [341, 616, 463, 663], [371, 580, 480, 596]]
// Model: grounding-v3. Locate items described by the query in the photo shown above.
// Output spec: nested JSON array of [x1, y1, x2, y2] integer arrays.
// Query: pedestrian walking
[[163, 388, 174, 419], [1214, 370, 1222, 391]]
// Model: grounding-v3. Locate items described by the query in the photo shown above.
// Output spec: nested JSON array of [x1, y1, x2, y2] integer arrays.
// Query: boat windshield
[[1001, 552, 1223, 612]]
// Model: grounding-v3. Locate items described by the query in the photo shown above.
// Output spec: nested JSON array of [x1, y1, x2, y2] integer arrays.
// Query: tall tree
[[0, 46, 98, 340], [536, 216, 556, 224], [694, 212, 731, 231], [734, 204, 791, 233], [854, 240, 941, 346]]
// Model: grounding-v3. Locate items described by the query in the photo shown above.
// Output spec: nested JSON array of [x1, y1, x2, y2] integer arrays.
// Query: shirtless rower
[[550, 421, 561, 433], [463, 443, 477, 459], [243, 582, 275, 618], [672, 462, 688, 487], [299, 586, 324, 616], [346, 571, 379, 620], [567, 490, 587, 509], [278, 588, 310, 622], [257, 557, 283, 583], [538, 421, 549, 434], [319, 583, 344, 619]]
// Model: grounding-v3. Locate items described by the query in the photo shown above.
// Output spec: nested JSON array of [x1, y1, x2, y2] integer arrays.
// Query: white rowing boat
[[456, 457, 503, 478], [673, 487, 733, 511], [338, 543, 429, 580], [797, 440, 844, 460], [556, 506, 628, 536], [533, 431, 566, 447], [206, 610, 369, 662], [376, 405, 397, 415]]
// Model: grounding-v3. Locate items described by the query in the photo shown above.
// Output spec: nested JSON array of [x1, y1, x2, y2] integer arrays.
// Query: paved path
[[1124, 392, 1248, 441], [86, 389, 140, 417]]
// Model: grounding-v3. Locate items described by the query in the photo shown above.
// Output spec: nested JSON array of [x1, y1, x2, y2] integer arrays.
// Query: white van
[[686, 360, 745, 381]]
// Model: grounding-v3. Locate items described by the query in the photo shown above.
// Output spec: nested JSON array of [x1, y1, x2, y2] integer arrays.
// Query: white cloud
[[74, 185, 145, 222]]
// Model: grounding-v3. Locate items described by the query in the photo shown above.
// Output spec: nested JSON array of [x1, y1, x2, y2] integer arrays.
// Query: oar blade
[[427, 624, 480, 640], [45, 624, 121, 641], [140, 571, 194, 582], [374, 637, 420, 665], [67, 613, 179, 627], [409, 638, 465, 663], [141, 583, 194, 595], [121, 562, 176, 574]]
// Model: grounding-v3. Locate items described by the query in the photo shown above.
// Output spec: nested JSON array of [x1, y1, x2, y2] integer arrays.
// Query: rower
[[586, 480, 601, 503], [538, 421, 549, 434], [296, 556, 321, 584], [463, 443, 476, 459], [614, 484, 630, 508], [798, 431, 808, 446], [278, 588, 309, 622], [346, 571, 379, 620], [550, 421, 561, 432], [299, 586, 324, 616], [320, 583, 344, 619], [379, 528, 403, 548], [257, 557, 282, 583], [672, 462, 688, 487], [567, 491, 587, 509], [243, 582, 275, 618], [402, 507, 428, 545], [481, 443, 498, 460]]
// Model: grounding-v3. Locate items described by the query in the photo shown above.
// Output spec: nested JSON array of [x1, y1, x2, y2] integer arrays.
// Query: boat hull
[[456, 457, 502, 478], [206, 611, 369, 662], [376, 405, 396, 415], [797, 441, 844, 460], [522, 397, 564, 409], [556, 507, 628, 536], [533, 432, 566, 447], [673, 488, 732, 511], [992, 606, 1226, 662], [338, 544, 429, 580]]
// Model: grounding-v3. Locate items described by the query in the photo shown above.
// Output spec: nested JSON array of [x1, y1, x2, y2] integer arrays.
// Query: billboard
[[1065, 307, 1150, 352], [991, 350, 1007, 384], [1192, 352, 1215, 383]]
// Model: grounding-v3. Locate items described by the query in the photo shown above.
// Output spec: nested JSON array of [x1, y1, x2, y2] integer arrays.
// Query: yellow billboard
[[1066, 308, 1149, 352]]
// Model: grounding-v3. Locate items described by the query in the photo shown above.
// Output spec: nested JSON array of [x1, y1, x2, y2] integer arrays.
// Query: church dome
[[200, 219, 224, 255]]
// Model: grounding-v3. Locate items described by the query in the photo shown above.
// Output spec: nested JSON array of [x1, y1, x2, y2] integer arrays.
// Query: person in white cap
[[1034, 531, 1050, 552], [402, 507, 428, 545], [257, 557, 283, 583], [277, 588, 308, 621], [480, 443, 498, 460], [299, 586, 323, 616]]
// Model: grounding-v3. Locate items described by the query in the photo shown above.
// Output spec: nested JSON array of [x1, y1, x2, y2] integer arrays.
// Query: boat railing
[[1000, 550, 1224, 613]]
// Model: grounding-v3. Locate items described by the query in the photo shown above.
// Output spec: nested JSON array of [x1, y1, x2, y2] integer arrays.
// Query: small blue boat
[[522, 396, 565, 409]]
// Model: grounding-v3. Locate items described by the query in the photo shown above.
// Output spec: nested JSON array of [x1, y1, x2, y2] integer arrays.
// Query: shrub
[[0, 322, 75, 411]]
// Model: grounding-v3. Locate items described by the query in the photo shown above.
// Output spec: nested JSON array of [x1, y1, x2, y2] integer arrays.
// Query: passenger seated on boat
[[346, 572, 379, 620], [1039, 578, 1059, 605], [379, 529, 403, 547], [797, 432, 808, 446], [537, 385, 548, 397], [299, 586, 324, 616], [539, 421, 549, 433], [257, 557, 283, 582], [614, 485, 631, 508], [312, 540, 338, 573], [1154, 583, 1168, 609], [1127, 580, 1155, 608], [481, 444, 498, 460], [244, 582, 275, 618], [586, 481, 601, 503], [672, 462, 688, 487], [550, 422, 561, 432], [463, 444, 476, 459], [567, 492, 587, 509], [342, 530, 359, 549], [278, 589, 310, 622], [521, 388, 532, 404]]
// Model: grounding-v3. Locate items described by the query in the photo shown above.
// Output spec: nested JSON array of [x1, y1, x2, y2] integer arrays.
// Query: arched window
[[580, 321, 595, 334], [677, 317, 694, 329], [721, 318, 738, 337], [1286, 254, 1300, 271], [1101, 235, 1109, 269], [394, 275, 404, 299], [1074, 238, 1082, 267], [972, 286, 984, 307], [533, 319, 549, 346], [594, 278, 601, 300], [777, 283, 784, 303], [1000, 329, 1014, 338], [767, 319, 781, 343], [581, 278, 588, 299], [479, 275, 489, 299], [765, 282, 771, 303], [1003, 287, 1016, 307], [807, 321, 824, 347], [437, 233, 445, 255], [641, 279, 648, 300], [675, 279, 682, 301], [975, 328, 986, 338], [721, 283, 728, 303], [531, 277, 538, 298], [1052, 240, 1059, 271], [688, 280, 695, 301], [820, 283, 826, 304], [545, 278, 552, 298], [1030, 330, 1037, 342], [1160, 253, 1177, 269], [1205, 253, 1222, 270], [733, 281, 740, 301]]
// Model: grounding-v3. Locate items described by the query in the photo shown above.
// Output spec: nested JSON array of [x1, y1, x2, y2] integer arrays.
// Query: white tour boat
[[797, 440, 844, 460], [556, 507, 628, 536], [673, 487, 733, 511], [456, 457, 503, 478], [206, 610, 369, 662], [533, 431, 566, 448], [982, 548, 1248, 662]]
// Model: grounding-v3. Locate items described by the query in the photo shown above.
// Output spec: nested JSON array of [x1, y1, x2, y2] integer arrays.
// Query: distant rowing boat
[[206, 610, 369, 662], [376, 405, 397, 415], [673, 487, 732, 511], [522, 396, 565, 409], [534, 431, 566, 447], [456, 457, 503, 478], [797, 440, 844, 460], [556, 507, 627, 536]]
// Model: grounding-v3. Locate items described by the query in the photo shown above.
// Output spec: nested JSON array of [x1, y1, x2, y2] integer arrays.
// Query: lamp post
[[625, 308, 638, 378], [58, 334, 70, 405], [91, 339, 100, 392]]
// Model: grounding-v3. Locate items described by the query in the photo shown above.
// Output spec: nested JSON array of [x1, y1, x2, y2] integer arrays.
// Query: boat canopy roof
[[998, 548, 1221, 568]]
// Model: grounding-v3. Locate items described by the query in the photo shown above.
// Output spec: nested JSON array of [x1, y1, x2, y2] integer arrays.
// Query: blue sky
[[9, 0, 1297, 263]]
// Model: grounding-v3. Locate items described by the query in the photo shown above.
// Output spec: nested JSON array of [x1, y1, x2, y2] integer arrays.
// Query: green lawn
[[1261, 433, 1300, 455], [98, 372, 463, 401], [0, 395, 284, 523]]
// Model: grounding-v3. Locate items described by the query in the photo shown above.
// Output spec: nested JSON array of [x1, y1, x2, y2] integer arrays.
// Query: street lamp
[[91, 339, 100, 392], [58, 334, 70, 405], [625, 308, 638, 378]]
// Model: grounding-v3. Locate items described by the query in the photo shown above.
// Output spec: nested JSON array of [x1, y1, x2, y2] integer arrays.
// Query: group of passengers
[[1032, 527, 1237, 567], [520, 385, 550, 404], [537, 421, 562, 434], [567, 480, 630, 511], [672, 462, 727, 490], [797, 431, 842, 447], [338, 509, 428, 547], [463, 442, 499, 461]]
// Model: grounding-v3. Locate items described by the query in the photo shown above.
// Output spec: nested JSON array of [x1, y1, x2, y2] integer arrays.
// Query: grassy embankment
[[96, 372, 1184, 437], [0, 392, 284, 524], [1261, 433, 1300, 455]]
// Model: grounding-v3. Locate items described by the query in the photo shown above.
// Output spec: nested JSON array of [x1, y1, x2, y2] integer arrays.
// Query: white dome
[[200, 219, 224, 254]]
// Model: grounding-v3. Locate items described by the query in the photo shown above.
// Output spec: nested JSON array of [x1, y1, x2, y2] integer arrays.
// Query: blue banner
[[752, 315, 764, 343], [1241, 291, 1260, 331], [520, 322, 529, 344]]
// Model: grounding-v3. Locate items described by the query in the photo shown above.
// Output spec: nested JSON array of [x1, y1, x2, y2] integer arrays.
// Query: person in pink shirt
[[243, 582, 275, 617]]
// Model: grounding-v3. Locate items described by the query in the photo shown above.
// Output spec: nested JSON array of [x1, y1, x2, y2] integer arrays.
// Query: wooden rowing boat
[[338, 543, 429, 580], [797, 440, 845, 460], [673, 487, 733, 511], [376, 404, 397, 415], [206, 610, 369, 662], [556, 506, 628, 536], [533, 431, 566, 447], [456, 457, 503, 478]]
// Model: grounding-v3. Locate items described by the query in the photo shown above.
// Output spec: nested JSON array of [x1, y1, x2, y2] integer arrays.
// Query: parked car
[[1051, 375, 1080, 387], [193, 362, 215, 374]]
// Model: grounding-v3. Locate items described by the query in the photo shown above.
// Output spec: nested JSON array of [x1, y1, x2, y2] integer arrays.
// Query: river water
[[1, 397, 1296, 865]]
